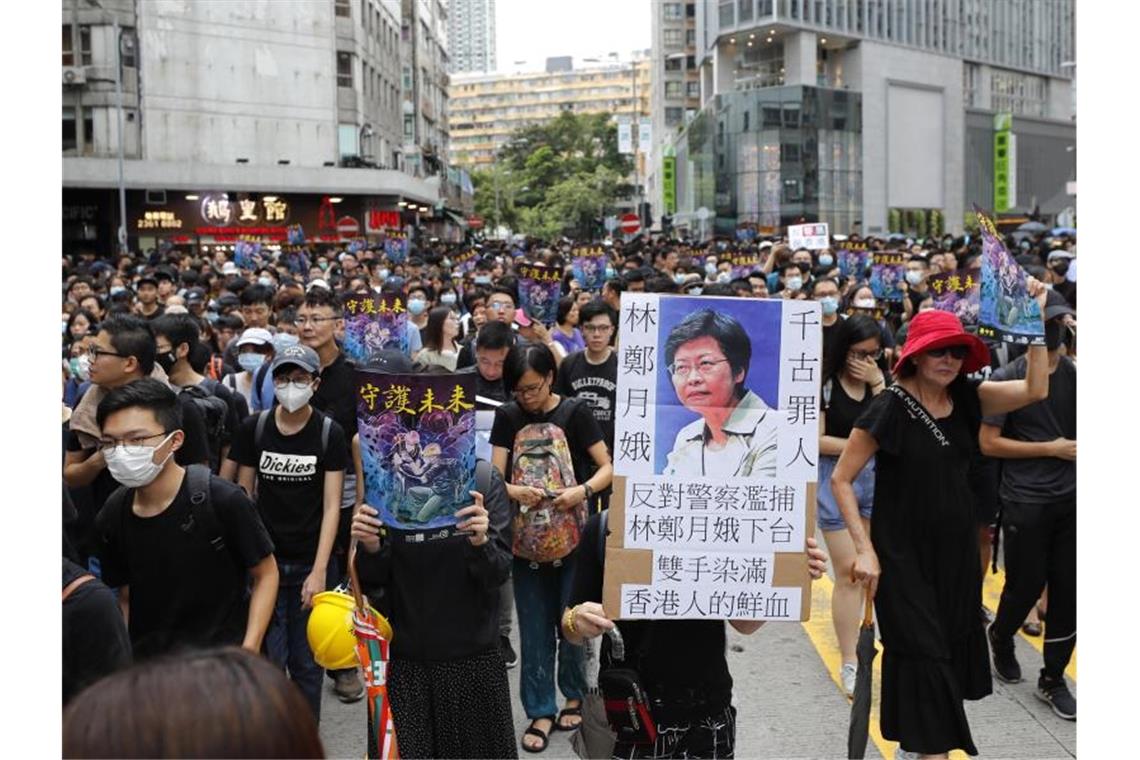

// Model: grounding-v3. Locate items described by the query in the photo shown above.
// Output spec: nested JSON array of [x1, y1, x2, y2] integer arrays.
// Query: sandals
[[1021, 620, 1043, 637], [556, 703, 583, 731], [521, 716, 555, 753]]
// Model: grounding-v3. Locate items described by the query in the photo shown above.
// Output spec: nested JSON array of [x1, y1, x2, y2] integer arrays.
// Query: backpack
[[98, 464, 228, 558], [179, 385, 230, 472], [254, 409, 333, 457], [506, 399, 587, 564]]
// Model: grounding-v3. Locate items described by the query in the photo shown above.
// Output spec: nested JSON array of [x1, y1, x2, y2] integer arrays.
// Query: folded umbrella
[[348, 541, 399, 760], [847, 587, 878, 760]]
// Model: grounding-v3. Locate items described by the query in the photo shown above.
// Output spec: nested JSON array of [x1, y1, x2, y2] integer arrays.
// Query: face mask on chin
[[104, 434, 176, 489]]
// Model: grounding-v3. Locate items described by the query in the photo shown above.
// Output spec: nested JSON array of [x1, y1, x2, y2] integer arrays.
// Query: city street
[[319, 528, 1076, 759]]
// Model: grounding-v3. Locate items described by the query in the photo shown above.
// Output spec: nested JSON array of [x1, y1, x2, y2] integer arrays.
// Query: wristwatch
[[583, 483, 595, 502]]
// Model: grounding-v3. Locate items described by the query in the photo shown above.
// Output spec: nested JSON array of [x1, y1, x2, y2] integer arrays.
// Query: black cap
[[362, 349, 415, 374], [1043, 289, 1076, 321]]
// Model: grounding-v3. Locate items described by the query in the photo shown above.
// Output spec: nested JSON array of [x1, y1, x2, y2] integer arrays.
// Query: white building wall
[[136, 0, 338, 167], [847, 40, 964, 235]]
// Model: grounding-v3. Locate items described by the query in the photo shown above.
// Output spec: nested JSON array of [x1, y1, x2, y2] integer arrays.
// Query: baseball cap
[[271, 344, 321, 374], [236, 327, 274, 348], [137, 274, 158, 288], [185, 287, 206, 304], [514, 309, 533, 328], [306, 278, 330, 292], [1047, 250, 1075, 262], [221, 261, 239, 275], [362, 349, 415, 374], [1043, 289, 1076, 321]]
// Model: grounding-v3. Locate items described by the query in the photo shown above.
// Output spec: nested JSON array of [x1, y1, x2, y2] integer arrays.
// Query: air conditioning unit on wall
[[63, 67, 87, 85]]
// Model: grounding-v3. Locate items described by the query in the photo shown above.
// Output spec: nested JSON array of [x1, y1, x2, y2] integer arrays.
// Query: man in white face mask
[[227, 343, 348, 721], [94, 379, 278, 660]]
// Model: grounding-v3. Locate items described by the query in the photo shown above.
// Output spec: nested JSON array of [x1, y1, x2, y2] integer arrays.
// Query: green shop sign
[[993, 113, 1013, 213]]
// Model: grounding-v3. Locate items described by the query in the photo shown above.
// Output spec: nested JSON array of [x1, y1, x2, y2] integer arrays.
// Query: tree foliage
[[471, 111, 633, 238]]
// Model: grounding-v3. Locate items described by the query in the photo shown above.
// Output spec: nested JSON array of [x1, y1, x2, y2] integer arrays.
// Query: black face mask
[[1051, 260, 1070, 277], [1044, 320, 1065, 351], [795, 261, 812, 274], [157, 351, 178, 374]]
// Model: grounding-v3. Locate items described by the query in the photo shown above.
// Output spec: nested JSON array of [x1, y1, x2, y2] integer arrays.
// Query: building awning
[[443, 209, 469, 228]]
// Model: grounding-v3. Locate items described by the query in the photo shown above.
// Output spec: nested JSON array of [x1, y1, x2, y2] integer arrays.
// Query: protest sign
[[787, 223, 830, 250], [286, 224, 306, 245], [836, 244, 871, 280], [870, 252, 906, 302], [605, 295, 820, 621], [342, 293, 410, 363], [347, 238, 367, 255], [928, 269, 980, 328], [355, 371, 477, 532], [728, 250, 762, 279], [975, 206, 1045, 345], [383, 233, 409, 265], [571, 247, 607, 292], [517, 264, 561, 325], [233, 241, 261, 270]]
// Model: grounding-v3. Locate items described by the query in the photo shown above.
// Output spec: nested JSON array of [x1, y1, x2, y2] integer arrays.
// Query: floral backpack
[[506, 399, 587, 564]]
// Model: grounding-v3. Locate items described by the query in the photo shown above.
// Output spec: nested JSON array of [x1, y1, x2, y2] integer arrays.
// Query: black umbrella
[[847, 588, 878, 760]]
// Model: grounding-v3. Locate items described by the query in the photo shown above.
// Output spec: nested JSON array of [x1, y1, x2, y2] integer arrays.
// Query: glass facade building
[[677, 86, 861, 234]]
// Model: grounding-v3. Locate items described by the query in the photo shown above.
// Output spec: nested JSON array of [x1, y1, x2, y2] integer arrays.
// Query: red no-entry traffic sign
[[620, 213, 640, 235]]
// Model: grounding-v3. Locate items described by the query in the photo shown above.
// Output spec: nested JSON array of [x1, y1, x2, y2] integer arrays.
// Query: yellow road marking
[[981, 567, 1077, 682]]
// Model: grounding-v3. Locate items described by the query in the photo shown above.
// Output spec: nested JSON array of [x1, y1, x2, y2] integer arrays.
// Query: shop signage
[[137, 210, 183, 230]]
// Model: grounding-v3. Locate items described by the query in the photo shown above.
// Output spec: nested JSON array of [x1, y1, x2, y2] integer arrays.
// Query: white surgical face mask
[[785, 276, 803, 291], [905, 270, 924, 286], [854, 297, 877, 309], [819, 296, 839, 315], [716, 272, 732, 284], [818, 254, 834, 268], [257, 276, 273, 287], [378, 268, 390, 280], [238, 353, 266, 373], [104, 434, 175, 489], [440, 293, 457, 305], [275, 381, 314, 412]]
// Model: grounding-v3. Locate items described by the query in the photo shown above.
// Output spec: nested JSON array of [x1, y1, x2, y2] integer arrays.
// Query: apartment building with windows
[[447, 0, 496, 74]]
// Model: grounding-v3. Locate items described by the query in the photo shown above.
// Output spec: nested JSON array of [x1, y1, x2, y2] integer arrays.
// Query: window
[[719, 0, 735, 27], [686, 28, 697, 45], [404, 115, 414, 139], [63, 107, 77, 151], [665, 81, 684, 98], [336, 0, 351, 18], [402, 65, 412, 90], [686, 55, 696, 69], [664, 3, 683, 20], [687, 81, 700, 99], [337, 52, 354, 87], [79, 25, 92, 66], [665, 57, 682, 72], [62, 25, 74, 66], [739, 0, 754, 23], [664, 29, 683, 46], [339, 123, 359, 157], [666, 106, 684, 126], [120, 28, 136, 67]]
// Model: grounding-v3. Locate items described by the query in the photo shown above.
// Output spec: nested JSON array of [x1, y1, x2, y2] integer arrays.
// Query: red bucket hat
[[894, 310, 990, 375]]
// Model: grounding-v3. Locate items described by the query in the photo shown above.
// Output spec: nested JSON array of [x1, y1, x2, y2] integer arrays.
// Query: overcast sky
[[493, 0, 651, 72]]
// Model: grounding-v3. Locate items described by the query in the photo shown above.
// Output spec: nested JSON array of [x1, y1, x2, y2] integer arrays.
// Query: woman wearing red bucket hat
[[830, 282, 1051, 758]]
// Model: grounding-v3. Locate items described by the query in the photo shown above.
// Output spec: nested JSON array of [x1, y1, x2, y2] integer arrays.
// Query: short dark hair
[[475, 320, 514, 352], [100, 314, 157, 376], [663, 309, 751, 396], [578, 298, 617, 328], [556, 295, 578, 325], [503, 342, 558, 394], [462, 286, 489, 314], [216, 313, 244, 332], [62, 647, 323, 759], [700, 282, 737, 297], [151, 313, 201, 355], [623, 269, 647, 284], [646, 275, 678, 293], [96, 377, 182, 432], [603, 277, 626, 296], [302, 286, 343, 314], [240, 284, 275, 307], [810, 277, 839, 295]]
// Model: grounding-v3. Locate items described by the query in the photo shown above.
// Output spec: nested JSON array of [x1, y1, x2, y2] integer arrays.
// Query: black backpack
[[98, 464, 228, 556], [179, 385, 230, 470]]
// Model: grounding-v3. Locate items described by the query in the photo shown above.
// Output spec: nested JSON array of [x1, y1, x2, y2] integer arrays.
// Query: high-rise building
[[449, 56, 652, 168], [62, 0, 471, 254], [656, 0, 1075, 238], [447, 0, 496, 73]]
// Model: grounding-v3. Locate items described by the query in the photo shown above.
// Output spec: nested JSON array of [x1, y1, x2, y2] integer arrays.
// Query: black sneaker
[[987, 623, 1022, 683], [500, 635, 518, 669], [1036, 676, 1076, 721]]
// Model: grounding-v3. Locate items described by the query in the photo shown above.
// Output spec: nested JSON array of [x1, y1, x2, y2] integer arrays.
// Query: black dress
[[854, 377, 992, 756]]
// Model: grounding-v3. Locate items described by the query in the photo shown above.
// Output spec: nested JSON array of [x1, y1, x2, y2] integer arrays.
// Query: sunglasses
[[926, 345, 969, 360]]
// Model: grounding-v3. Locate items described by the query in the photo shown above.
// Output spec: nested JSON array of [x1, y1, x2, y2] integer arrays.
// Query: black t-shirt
[[475, 370, 509, 404], [822, 377, 875, 440], [63, 557, 132, 703], [311, 351, 358, 441], [568, 514, 733, 720], [554, 350, 618, 455], [822, 319, 841, 364], [983, 355, 1076, 503], [490, 396, 603, 489], [95, 472, 275, 659], [229, 409, 348, 562]]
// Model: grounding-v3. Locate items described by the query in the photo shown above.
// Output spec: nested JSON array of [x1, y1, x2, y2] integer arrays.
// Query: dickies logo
[[259, 451, 317, 479]]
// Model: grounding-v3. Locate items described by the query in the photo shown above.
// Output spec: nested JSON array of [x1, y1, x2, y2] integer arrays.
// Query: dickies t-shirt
[[229, 409, 348, 562]]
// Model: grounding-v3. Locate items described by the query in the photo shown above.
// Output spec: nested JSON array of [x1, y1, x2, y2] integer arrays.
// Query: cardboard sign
[[870, 252, 906, 302], [787, 223, 830, 250], [517, 264, 561, 325], [355, 371, 477, 532], [837, 245, 871, 280], [571, 247, 607, 292], [975, 205, 1045, 345], [605, 295, 820, 621], [929, 269, 981, 328]]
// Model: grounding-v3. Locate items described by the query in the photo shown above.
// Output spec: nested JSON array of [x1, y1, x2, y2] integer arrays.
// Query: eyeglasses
[[273, 377, 313, 390], [926, 345, 969, 360], [98, 432, 170, 456], [513, 379, 548, 398], [848, 349, 883, 361], [87, 347, 125, 360], [582, 324, 614, 334], [292, 315, 340, 327], [488, 302, 513, 312], [668, 358, 729, 380]]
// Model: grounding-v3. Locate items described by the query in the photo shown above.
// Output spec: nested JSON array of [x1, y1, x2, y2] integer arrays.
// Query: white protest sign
[[787, 222, 830, 250]]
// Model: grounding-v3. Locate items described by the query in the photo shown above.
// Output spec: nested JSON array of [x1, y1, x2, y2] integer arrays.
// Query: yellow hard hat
[[306, 590, 393, 670]]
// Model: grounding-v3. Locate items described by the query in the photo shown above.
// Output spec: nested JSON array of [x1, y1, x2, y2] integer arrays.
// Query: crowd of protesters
[[62, 225, 1075, 758]]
